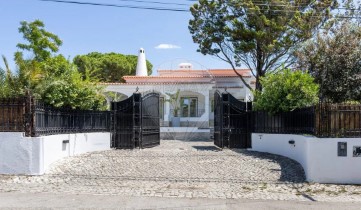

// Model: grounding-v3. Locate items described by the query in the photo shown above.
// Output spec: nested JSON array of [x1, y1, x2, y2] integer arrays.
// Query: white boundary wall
[[251, 133, 361, 184], [0, 132, 110, 175]]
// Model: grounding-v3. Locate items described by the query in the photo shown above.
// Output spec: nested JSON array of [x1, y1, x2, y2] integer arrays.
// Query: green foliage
[[0, 68, 8, 98], [189, 0, 337, 90], [0, 20, 106, 110], [73, 52, 153, 83], [0, 55, 25, 98], [295, 21, 361, 103], [253, 69, 319, 114], [17, 20, 62, 62], [105, 92, 127, 102], [34, 55, 106, 110]]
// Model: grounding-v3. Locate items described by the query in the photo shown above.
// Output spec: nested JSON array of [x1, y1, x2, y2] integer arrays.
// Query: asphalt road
[[0, 192, 360, 210]]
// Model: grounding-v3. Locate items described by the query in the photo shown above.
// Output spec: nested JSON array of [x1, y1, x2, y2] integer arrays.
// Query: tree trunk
[[255, 43, 264, 91]]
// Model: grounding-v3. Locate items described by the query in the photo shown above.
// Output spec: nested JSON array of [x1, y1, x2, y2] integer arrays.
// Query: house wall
[[251, 133, 361, 184], [106, 78, 254, 127], [0, 132, 110, 175], [106, 83, 214, 125]]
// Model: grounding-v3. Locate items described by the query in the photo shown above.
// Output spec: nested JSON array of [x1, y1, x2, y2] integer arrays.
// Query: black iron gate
[[214, 91, 252, 149], [214, 91, 223, 148], [111, 92, 160, 149], [140, 92, 160, 148]]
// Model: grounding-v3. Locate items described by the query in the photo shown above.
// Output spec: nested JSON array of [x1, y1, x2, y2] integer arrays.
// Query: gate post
[[222, 92, 230, 148], [213, 91, 224, 149], [133, 93, 142, 149], [24, 93, 35, 137], [110, 101, 115, 148]]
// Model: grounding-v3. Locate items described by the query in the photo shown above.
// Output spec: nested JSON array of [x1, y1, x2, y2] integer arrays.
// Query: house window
[[159, 97, 164, 120], [180, 97, 198, 117]]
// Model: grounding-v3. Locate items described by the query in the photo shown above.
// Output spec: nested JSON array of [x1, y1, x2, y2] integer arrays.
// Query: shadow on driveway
[[229, 149, 306, 183]]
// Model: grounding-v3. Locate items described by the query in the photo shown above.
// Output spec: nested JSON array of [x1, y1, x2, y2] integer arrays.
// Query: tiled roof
[[208, 69, 251, 77], [123, 75, 251, 79], [100, 69, 253, 84], [156, 69, 251, 78], [100, 82, 213, 85]]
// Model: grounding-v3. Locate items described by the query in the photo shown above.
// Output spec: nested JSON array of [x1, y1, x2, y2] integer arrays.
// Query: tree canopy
[[17, 20, 62, 62], [189, 0, 337, 91], [73, 52, 153, 83], [34, 55, 105, 110], [253, 69, 319, 114], [0, 20, 106, 110], [295, 21, 361, 103]]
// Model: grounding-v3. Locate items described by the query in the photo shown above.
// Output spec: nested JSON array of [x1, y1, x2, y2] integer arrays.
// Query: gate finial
[[136, 86, 139, 93]]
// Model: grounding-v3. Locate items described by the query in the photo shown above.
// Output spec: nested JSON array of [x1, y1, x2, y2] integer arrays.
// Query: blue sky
[[0, 0, 229, 74]]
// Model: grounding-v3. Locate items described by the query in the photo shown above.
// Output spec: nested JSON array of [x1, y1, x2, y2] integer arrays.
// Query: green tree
[[0, 55, 30, 98], [295, 21, 361, 103], [73, 52, 153, 83], [35, 56, 105, 110], [254, 69, 319, 114], [189, 0, 337, 91], [1, 20, 106, 110], [0, 64, 8, 98], [11, 20, 63, 95], [17, 20, 62, 62]]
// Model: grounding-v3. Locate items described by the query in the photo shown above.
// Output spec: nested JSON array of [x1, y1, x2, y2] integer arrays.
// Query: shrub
[[253, 69, 319, 114]]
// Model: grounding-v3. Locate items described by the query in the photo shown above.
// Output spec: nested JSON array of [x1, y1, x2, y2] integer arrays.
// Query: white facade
[[105, 67, 255, 128], [0, 132, 110, 175], [251, 133, 361, 184]]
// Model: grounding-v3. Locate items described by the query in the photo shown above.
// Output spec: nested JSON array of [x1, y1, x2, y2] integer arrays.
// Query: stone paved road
[[1, 140, 361, 202]]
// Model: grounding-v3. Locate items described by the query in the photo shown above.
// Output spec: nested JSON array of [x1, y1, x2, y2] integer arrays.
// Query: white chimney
[[136, 48, 148, 76]]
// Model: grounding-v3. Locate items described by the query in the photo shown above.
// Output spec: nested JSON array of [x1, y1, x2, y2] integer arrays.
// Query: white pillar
[[165, 95, 170, 122], [204, 91, 210, 123]]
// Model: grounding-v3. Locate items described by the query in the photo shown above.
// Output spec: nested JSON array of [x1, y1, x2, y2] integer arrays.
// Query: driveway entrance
[[47, 140, 305, 183], [1, 140, 361, 202]]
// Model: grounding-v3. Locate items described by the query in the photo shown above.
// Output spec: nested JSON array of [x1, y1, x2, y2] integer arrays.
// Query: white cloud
[[155, 44, 181, 49]]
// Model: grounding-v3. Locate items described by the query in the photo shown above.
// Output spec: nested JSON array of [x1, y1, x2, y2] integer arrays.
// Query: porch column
[[165, 95, 170, 122], [203, 91, 210, 125]]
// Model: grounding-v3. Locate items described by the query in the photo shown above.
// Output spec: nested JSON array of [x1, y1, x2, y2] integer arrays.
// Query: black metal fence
[[252, 104, 361, 138], [253, 107, 315, 135], [32, 100, 111, 137], [316, 103, 361, 138], [0, 97, 26, 132], [0, 96, 111, 137]]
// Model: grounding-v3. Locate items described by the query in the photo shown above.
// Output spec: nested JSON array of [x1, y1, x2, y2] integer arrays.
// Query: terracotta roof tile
[[100, 82, 212, 85], [157, 69, 251, 77], [101, 69, 253, 84]]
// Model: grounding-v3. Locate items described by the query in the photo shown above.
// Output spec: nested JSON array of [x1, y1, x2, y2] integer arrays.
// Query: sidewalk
[[1, 192, 361, 210]]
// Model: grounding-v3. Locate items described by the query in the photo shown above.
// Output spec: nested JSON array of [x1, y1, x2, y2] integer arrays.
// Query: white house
[[105, 49, 255, 139]]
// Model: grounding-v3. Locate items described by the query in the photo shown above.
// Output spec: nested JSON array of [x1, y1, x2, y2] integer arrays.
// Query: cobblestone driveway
[[1, 140, 361, 202]]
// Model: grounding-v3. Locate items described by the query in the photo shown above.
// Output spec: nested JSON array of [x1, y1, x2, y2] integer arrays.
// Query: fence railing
[[1, 95, 360, 138], [32, 100, 111, 137], [253, 107, 315, 135], [316, 103, 361, 138], [253, 103, 361, 138], [0, 96, 111, 137], [0, 97, 27, 132]]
